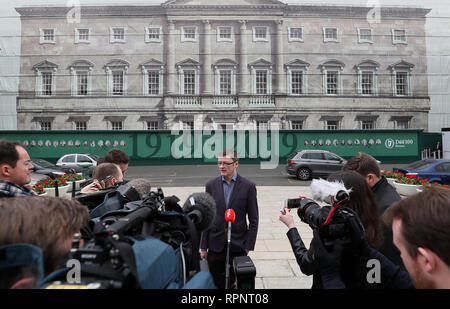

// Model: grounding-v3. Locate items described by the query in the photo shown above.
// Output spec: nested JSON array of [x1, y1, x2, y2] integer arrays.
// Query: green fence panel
[[0, 129, 424, 165]]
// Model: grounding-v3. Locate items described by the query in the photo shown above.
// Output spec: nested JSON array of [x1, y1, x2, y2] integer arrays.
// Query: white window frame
[[288, 27, 304, 42], [357, 28, 373, 44], [146, 121, 159, 130], [320, 62, 344, 96], [256, 120, 269, 130], [35, 69, 56, 97], [141, 65, 164, 96], [110, 27, 126, 43], [291, 120, 304, 130], [393, 71, 410, 96], [217, 26, 233, 42], [253, 26, 269, 42], [105, 62, 129, 96], [214, 68, 236, 96], [323, 27, 339, 42], [395, 119, 410, 129], [178, 66, 200, 95], [40, 121, 52, 131], [111, 121, 123, 130], [249, 63, 272, 95], [145, 26, 162, 43], [75, 121, 87, 131], [361, 120, 375, 130], [75, 28, 90, 44], [40, 28, 56, 44], [392, 29, 407, 44], [326, 120, 339, 130], [181, 26, 198, 42]]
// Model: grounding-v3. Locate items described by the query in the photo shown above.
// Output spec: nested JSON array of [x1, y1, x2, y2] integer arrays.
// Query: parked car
[[31, 158, 90, 179], [393, 159, 450, 185], [56, 153, 100, 169], [286, 149, 347, 180]]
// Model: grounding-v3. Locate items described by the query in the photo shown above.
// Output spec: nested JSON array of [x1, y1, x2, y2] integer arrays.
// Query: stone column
[[202, 20, 213, 94], [275, 20, 285, 95], [239, 20, 249, 95], [166, 20, 176, 94]]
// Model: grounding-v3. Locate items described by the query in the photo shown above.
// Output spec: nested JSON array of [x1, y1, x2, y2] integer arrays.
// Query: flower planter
[[44, 184, 70, 197], [386, 178, 396, 186], [67, 179, 86, 192], [393, 181, 421, 196]]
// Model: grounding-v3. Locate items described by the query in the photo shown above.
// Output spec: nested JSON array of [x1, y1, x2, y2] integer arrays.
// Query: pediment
[[32, 60, 58, 71], [319, 59, 345, 70], [140, 58, 165, 67], [104, 59, 130, 68], [356, 60, 380, 68], [284, 59, 310, 68], [388, 60, 414, 70], [213, 58, 238, 67], [176, 58, 201, 67], [68, 60, 94, 69], [248, 58, 273, 68]]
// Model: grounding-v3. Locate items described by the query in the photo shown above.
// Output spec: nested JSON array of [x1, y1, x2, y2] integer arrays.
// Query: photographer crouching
[[279, 171, 413, 289]]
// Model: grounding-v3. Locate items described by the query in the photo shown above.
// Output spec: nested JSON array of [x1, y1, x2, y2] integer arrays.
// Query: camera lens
[[297, 198, 330, 229]]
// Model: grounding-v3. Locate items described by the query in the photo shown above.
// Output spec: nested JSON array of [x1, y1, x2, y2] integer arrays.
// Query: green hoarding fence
[[0, 129, 442, 165]]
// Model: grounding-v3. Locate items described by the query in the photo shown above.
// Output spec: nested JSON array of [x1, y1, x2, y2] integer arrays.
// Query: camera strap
[[321, 197, 347, 227]]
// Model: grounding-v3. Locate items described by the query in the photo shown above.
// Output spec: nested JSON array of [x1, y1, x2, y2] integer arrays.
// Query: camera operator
[[383, 187, 450, 289], [279, 171, 412, 289], [80, 163, 124, 194], [0, 196, 88, 283], [0, 140, 35, 197]]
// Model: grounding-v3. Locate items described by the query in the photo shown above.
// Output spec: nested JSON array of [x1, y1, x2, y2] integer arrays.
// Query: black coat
[[286, 227, 413, 289], [372, 176, 405, 269]]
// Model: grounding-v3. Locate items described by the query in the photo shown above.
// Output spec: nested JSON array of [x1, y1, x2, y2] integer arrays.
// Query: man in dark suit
[[200, 149, 259, 289]]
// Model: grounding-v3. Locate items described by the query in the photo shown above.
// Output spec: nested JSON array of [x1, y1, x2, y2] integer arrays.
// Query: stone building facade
[[15, 0, 431, 131]]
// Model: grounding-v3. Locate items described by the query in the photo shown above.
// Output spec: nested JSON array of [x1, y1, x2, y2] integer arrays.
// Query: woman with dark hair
[[327, 171, 382, 248], [279, 170, 410, 289]]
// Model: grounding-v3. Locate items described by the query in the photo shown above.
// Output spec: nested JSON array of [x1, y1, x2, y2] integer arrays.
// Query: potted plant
[[393, 175, 422, 196], [381, 170, 404, 186], [64, 173, 86, 192], [26, 183, 47, 196], [40, 176, 70, 197]]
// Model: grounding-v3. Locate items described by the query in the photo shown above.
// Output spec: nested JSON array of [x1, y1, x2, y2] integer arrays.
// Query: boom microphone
[[126, 178, 153, 199], [182, 192, 217, 232], [310, 178, 351, 205]]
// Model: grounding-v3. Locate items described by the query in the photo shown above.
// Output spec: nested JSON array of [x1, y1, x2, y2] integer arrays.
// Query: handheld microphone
[[225, 209, 236, 244]]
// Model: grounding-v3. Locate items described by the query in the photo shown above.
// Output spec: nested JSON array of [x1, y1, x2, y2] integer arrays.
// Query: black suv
[[286, 150, 347, 180]]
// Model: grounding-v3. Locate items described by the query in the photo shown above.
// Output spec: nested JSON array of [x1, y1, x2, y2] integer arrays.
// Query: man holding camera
[[200, 149, 259, 289], [0, 140, 35, 197]]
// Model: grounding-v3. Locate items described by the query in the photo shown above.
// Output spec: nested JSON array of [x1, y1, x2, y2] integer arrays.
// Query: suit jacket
[[201, 174, 259, 253]]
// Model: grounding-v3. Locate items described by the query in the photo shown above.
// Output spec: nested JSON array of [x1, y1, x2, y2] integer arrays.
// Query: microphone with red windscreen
[[225, 208, 236, 289], [225, 208, 235, 244]]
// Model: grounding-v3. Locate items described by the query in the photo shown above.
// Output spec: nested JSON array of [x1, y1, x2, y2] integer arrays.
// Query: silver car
[[286, 149, 347, 180], [56, 153, 100, 169]]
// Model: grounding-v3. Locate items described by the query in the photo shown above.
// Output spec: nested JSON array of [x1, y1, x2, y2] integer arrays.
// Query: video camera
[[43, 187, 217, 289], [283, 179, 364, 250]]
